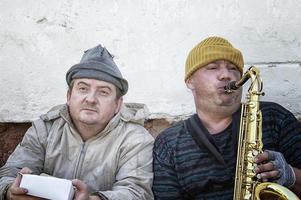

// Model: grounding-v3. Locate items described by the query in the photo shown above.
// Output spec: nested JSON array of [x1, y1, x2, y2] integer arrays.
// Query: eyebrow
[[96, 86, 112, 91], [76, 82, 113, 91], [76, 81, 89, 86]]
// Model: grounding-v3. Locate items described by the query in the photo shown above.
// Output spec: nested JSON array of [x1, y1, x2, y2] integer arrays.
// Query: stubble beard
[[78, 111, 100, 125], [198, 91, 242, 117], [217, 91, 241, 115]]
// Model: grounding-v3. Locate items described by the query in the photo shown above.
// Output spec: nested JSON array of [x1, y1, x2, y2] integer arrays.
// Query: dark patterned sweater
[[153, 102, 301, 200]]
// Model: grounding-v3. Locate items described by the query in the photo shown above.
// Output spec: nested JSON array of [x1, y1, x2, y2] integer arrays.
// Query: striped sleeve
[[152, 127, 183, 200], [277, 106, 301, 168], [261, 102, 301, 168]]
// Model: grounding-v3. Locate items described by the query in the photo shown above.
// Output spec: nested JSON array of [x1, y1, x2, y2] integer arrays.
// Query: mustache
[[80, 106, 98, 112]]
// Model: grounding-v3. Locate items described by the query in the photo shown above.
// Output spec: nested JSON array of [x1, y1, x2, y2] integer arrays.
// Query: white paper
[[19, 174, 74, 200]]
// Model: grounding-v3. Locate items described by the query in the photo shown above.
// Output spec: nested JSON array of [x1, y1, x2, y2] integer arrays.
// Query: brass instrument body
[[227, 66, 299, 200]]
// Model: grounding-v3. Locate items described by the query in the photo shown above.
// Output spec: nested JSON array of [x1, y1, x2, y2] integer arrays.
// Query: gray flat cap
[[66, 44, 128, 96]]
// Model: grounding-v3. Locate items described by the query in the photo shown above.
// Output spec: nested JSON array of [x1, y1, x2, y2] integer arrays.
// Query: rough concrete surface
[[1, 0, 301, 122]]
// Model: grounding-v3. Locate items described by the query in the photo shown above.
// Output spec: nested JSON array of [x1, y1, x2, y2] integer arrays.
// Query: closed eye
[[228, 64, 238, 70], [206, 64, 218, 70], [229, 67, 239, 71]]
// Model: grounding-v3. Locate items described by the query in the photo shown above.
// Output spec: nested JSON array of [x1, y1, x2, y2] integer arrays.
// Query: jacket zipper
[[73, 143, 86, 179]]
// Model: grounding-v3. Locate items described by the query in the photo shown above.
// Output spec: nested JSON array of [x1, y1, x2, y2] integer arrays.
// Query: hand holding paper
[[19, 174, 74, 200]]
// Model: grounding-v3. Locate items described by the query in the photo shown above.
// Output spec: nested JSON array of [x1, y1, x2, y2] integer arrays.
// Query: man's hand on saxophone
[[254, 150, 296, 187]]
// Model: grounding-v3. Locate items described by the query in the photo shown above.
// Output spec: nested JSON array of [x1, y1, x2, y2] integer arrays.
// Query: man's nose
[[218, 68, 232, 81], [85, 92, 97, 103]]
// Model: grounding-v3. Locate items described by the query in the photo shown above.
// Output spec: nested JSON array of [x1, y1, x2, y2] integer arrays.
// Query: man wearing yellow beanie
[[153, 36, 301, 199]]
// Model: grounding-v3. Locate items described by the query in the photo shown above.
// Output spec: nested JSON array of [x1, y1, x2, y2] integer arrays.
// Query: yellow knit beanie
[[185, 36, 244, 81]]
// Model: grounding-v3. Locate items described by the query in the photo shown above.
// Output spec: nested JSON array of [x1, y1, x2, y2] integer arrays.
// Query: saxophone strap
[[185, 114, 226, 165], [184, 107, 241, 166]]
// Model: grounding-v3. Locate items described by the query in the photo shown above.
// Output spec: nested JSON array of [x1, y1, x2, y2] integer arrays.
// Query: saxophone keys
[[252, 150, 259, 156]]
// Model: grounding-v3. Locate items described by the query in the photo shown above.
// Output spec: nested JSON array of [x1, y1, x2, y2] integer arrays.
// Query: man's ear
[[115, 97, 123, 114], [66, 89, 71, 106], [185, 77, 195, 90]]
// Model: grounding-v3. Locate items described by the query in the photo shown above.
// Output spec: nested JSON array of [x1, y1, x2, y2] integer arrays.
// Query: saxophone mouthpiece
[[224, 81, 239, 93]]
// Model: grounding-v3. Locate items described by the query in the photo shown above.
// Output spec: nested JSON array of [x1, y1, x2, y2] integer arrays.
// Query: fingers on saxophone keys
[[255, 161, 280, 180], [257, 170, 280, 180], [255, 162, 274, 173], [257, 174, 268, 182], [254, 151, 269, 163], [256, 173, 268, 182]]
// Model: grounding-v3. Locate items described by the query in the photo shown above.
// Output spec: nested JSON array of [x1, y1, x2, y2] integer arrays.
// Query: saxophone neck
[[224, 66, 264, 96]]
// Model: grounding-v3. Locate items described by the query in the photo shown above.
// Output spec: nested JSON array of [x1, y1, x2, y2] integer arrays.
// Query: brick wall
[[1, 117, 300, 167], [0, 123, 31, 166], [0, 119, 171, 167]]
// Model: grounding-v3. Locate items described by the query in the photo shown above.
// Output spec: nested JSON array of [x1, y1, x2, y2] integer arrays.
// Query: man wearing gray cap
[[0, 45, 154, 200]]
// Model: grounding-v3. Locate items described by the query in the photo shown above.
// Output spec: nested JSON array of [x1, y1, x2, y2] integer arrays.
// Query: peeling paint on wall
[[1, 0, 301, 122]]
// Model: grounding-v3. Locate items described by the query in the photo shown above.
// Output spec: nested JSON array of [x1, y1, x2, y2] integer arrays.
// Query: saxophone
[[224, 66, 299, 200]]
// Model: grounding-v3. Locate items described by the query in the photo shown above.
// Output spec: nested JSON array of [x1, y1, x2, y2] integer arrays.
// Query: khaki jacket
[[0, 103, 154, 200]]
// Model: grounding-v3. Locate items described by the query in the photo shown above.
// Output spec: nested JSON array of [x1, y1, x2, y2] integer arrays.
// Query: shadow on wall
[[0, 119, 172, 167]]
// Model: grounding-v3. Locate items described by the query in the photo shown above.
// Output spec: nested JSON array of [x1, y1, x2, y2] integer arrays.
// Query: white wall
[[0, 0, 301, 122]]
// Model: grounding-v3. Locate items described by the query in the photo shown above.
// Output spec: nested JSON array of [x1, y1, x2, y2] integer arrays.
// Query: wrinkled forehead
[[71, 78, 117, 90]]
